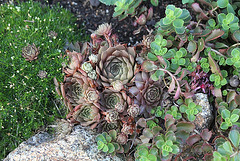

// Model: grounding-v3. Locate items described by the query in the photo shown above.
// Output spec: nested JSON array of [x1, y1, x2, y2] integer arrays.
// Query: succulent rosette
[[61, 71, 99, 109], [67, 104, 100, 129], [64, 50, 84, 75], [96, 45, 137, 87], [99, 89, 131, 113], [22, 43, 40, 61], [129, 71, 163, 114]]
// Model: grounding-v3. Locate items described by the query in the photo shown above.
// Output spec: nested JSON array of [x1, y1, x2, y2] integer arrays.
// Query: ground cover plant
[[54, 0, 240, 160], [0, 0, 87, 159]]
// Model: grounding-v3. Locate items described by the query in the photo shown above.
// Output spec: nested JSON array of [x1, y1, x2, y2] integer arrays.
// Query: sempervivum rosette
[[99, 89, 131, 113], [96, 45, 137, 87], [129, 71, 163, 115], [67, 104, 100, 129], [61, 71, 100, 109]]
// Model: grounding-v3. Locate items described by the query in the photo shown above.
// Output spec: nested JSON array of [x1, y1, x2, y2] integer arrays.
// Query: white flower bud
[[88, 70, 97, 80], [81, 62, 93, 73], [89, 54, 98, 63]]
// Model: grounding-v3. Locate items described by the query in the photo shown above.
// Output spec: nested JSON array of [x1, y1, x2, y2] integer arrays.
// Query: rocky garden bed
[[1, 0, 240, 161]]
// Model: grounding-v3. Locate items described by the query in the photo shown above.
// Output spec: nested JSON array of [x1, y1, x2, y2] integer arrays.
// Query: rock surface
[[4, 123, 122, 161], [193, 93, 214, 132]]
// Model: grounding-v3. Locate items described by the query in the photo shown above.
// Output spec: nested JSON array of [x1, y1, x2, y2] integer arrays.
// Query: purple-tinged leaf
[[168, 124, 177, 132], [168, 79, 176, 93], [177, 122, 195, 133], [186, 134, 201, 146], [201, 29, 211, 37], [183, 92, 195, 98], [143, 128, 154, 138], [203, 153, 213, 161], [174, 86, 181, 100], [137, 118, 147, 127], [205, 29, 224, 42], [235, 95, 240, 105], [200, 129, 212, 141], [176, 130, 189, 144], [198, 12, 209, 20], [208, 52, 222, 77], [232, 30, 240, 42], [227, 91, 236, 103], [193, 26, 203, 36], [187, 40, 197, 54], [191, 38, 204, 61], [165, 114, 175, 129], [198, 0, 213, 8], [152, 126, 162, 135], [137, 14, 147, 25], [197, 38, 205, 53], [212, 88, 222, 98], [146, 7, 153, 20], [201, 142, 213, 153], [191, 3, 203, 13], [141, 60, 158, 72]]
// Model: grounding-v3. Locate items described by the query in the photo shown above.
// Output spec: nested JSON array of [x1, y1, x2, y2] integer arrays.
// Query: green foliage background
[[0, 1, 87, 159]]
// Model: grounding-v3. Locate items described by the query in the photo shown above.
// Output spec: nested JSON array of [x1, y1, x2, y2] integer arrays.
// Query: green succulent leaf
[[220, 122, 229, 130], [102, 144, 109, 153], [217, 0, 229, 8], [173, 19, 184, 28], [221, 109, 230, 119], [229, 130, 240, 148], [97, 140, 105, 150], [223, 141, 233, 153], [139, 148, 149, 157], [172, 145, 180, 154], [230, 114, 239, 123], [96, 134, 107, 144], [108, 143, 115, 153], [150, 0, 158, 6]]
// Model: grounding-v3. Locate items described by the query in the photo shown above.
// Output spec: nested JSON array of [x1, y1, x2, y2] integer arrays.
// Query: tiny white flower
[[15, 6, 20, 12]]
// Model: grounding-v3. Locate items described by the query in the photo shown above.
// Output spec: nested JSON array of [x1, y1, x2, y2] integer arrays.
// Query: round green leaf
[[220, 122, 229, 130], [230, 114, 239, 123], [172, 145, 180, 154], [102, 144, 109, 153], [223, 141, 233, 153], [178, 58, 186, 65], [180, 105, 187, 113], [229, 130, 240, 148], [173, 19, 184, 28], [221, 109, 230, 119], [147, 154, 157, 161], [208, 19, 216, 27], [175, 27, 185, 34], [108, 143, 115, 153], [139, 148, 149, 157], [217, 0, 229, 8], [188, 114, 195, 122], [97, 141, 105, 150], [148, 52, 158, 61]]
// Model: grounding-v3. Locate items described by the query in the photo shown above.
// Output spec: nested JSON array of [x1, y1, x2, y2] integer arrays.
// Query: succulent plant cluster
[[55, 0, 240, 160]]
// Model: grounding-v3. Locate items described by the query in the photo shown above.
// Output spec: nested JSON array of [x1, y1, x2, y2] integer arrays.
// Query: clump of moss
[[0, 1, 87, 159]]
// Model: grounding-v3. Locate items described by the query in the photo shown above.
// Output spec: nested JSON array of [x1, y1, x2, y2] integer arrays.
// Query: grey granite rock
[[193, 93, 214, 132], [4, 121, 123, 161]]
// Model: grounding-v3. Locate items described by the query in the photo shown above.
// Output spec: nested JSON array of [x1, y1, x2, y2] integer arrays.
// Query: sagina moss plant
[[0, 1, 87, 159]]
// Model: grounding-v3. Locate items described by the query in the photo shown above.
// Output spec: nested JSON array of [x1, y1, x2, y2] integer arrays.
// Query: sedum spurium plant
[[213, 128, 240, 161], [0, 1, 87, 159]]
